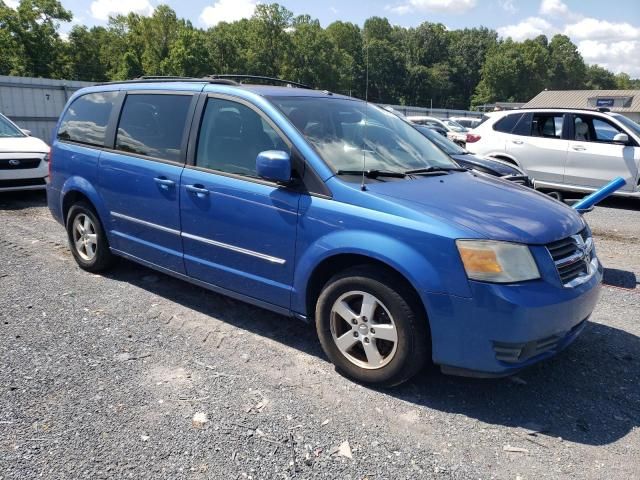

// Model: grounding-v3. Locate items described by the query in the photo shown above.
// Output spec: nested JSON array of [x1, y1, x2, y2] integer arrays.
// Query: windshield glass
[[269, 97, 456, 173], [443, 119, 467, 132], [0, 114, 24, 138], [611, 113, 640, 138], [414, 125, 466, 155]]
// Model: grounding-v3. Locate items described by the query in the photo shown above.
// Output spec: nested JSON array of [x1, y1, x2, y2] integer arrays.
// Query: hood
[[0, 135, 49, 154], [366, 172, 583, 245], [452, 153, 523, 176]]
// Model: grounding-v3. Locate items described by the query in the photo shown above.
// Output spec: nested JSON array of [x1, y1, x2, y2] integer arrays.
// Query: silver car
[[466, 108, 640, 199]]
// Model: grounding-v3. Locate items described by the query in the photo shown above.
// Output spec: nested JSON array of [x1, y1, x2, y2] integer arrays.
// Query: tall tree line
[[1, 0, 638, 109]]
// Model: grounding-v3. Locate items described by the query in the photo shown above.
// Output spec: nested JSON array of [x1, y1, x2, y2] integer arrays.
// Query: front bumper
[[426, 261, 602, 375], [0, 155, 48, 192]]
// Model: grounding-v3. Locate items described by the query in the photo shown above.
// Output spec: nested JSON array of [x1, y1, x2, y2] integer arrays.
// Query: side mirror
[[21, 129, 32, 136], [613, 133, 629, 145], [256, 150, 292, 183]]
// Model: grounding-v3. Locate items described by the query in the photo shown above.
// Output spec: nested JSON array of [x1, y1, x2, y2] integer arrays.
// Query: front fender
[[291, 229, 471, 315]]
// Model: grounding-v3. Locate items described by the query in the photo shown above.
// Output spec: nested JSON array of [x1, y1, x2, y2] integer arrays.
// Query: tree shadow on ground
[[104, 258, 640, 448]]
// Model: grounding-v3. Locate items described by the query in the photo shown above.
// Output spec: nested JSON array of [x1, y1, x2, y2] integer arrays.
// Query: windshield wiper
[[404, 166, 468, 175], [336, 169, 407, 179]]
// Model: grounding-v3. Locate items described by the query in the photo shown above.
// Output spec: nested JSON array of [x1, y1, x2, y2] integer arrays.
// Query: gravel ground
[[0, 191, 638, 480]]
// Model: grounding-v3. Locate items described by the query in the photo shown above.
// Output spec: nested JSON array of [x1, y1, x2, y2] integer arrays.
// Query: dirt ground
[[1, 191, 638, 480]]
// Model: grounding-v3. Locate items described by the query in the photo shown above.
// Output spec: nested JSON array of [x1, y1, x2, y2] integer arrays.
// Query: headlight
[[456, 240, 540, 283]]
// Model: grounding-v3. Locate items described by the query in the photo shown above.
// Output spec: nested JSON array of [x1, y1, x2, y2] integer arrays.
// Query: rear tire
[[66, 202, 115, 272], [315, 265, 429, 387]]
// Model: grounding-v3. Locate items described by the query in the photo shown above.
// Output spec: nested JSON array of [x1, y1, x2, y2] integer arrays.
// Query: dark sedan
[[415, 125, 533, 188]]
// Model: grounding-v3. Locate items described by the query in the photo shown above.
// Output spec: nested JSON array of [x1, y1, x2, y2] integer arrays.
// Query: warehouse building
[[524, 90, 640, 123], [0, 75, 94, 143]]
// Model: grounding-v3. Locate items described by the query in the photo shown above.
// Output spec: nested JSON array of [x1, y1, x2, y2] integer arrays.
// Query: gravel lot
[[1, 191, 638, 480]]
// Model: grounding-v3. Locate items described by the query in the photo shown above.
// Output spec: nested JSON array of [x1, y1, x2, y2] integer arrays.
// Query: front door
[[99, 92, 195, 273], [180, 96, 300, 308], [564, 114, 640, 192]]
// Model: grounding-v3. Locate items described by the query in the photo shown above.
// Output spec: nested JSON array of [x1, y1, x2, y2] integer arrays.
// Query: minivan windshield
[[269, 97, 457, 174], [0, 114, 25, 138]]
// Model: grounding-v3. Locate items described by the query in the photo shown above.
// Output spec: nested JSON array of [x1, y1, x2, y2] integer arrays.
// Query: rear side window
[[58, 92, 118, 146], [116, 94, 192, 162], [532, 113, 564, 139], [493, 113, 523, 133]]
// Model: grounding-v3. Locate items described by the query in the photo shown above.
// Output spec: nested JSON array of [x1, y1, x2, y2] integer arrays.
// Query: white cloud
[[90, 0, 154, 21], [386, 0, 476, 15], [578, 40, 640, 77], [5, 0, 18, 8], [200, 0, 257, 27], [540, 0, 568, 17], [497, 17, 554, 41], [564, 18, 640, 42], [499, 0, 517, 14]]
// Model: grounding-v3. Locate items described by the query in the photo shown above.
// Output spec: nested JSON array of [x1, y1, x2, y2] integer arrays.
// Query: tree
[[67, 26, 109, 81], [246, 3, 292, 76], [547, 34, 586, 89], [325, 21, 364, 97], [585, 64, 617, 90], [281, 15, 338, 88], [0, 0, 72, 78], [472, 39, 550, 106]]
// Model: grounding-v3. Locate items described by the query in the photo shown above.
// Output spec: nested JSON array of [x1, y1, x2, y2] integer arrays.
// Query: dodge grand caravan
[[47, 76, 602, 386]]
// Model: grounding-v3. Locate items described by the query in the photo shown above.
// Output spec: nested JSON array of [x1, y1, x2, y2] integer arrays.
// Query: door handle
[[154, 177, 175, 189], [512, 140, 523, 145], [185, 184, 210, 197], [572, 146, 587, 151]]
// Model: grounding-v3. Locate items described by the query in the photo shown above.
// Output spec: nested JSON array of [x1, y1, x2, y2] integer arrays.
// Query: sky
[[11, 0, 640, 77]]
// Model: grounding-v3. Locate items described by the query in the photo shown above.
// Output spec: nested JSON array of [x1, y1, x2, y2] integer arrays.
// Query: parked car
[[0, 112, 49, 192], [450, 116, 483, 129], [48, 77, 602, 386], [414, 125, 532, 187], [406, 115, 468, 146], [466, 108, 640, 199]]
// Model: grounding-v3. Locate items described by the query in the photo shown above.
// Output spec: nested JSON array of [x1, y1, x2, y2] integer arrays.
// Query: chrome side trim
[[181, 232, 286, 265], [110, 211, 180, 235]]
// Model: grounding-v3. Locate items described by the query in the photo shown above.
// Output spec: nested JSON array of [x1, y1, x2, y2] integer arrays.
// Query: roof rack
[[97, 74, 311, 89], [207, 74, 312, 89], [517, 107, 615, 113]]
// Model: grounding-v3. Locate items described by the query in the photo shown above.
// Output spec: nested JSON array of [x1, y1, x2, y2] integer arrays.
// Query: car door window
[[115, 94, 192, 162], [58, 91, 118, 146], [195, 98, 287, 177], [531, 113, 564, 139], [493, 113, 524, 133], [572, 115, 625, 144]]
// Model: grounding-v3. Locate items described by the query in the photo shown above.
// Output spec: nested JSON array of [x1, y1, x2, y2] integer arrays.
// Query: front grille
[[546, 229, 595, 287], [0, 158, 41, 170], [0, 177, 46, 188]]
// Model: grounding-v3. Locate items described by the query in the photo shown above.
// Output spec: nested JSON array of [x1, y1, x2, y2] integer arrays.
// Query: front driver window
[[573, 116, 624, 143], [196, 98, 288, 176]]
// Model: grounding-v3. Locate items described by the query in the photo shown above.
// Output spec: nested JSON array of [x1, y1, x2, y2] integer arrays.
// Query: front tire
[[315, 266, 429, 387], [66, 202, 115, 272]]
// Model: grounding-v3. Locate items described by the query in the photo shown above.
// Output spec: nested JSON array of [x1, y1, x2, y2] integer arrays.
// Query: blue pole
[[572, 176, 626, 212]]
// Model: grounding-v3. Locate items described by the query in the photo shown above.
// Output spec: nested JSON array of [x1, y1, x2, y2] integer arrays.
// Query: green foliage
[[585, 64, 618, 90], [1, 1, 638, 109]]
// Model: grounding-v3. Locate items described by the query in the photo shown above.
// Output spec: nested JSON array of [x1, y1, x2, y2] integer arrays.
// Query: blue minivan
[[47, 77, 602, 386]]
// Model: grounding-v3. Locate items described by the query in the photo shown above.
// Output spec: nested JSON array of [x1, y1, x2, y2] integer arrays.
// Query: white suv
[[466, 108, 640, 199], [0, 113, 49, 192]]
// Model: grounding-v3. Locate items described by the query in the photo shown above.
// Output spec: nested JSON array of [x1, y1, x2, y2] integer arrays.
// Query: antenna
[[361, 39, 369, 192]]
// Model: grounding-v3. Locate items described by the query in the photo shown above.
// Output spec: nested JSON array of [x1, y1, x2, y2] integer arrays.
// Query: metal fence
[[0, 75, 94, 144]]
